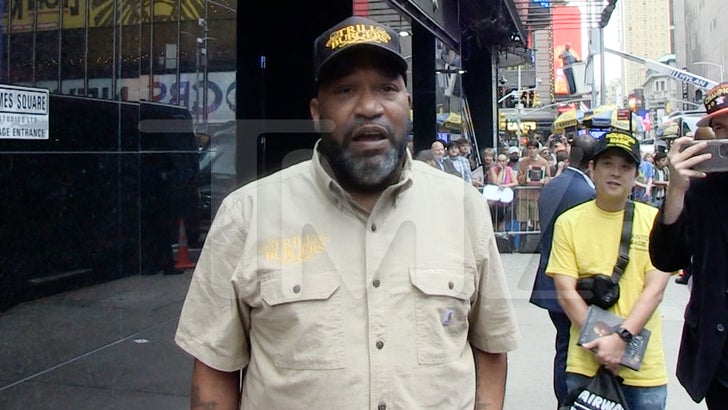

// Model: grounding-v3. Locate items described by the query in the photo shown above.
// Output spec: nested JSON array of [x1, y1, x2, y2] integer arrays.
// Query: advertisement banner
[[34, 71, 237, 122], [3, 0, 205, 33], [552, 5, 583, 95]]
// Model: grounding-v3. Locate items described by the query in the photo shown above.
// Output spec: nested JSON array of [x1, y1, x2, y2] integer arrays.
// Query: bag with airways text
[[559, 366, 630, 410]]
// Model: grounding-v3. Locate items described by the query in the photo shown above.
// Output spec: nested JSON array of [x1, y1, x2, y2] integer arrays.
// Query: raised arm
[[662, 137, 709, 224]]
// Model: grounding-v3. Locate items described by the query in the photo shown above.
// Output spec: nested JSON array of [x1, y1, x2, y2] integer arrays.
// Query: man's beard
[[319, 130, 407, 192]]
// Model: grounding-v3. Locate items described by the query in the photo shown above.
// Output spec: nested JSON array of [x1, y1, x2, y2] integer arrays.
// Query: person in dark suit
[[649, 82, 728, 408], [529, 134, 598, 407]]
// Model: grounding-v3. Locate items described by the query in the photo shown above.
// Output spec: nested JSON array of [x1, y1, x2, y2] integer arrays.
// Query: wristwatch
[[616, 327, 634, 344]]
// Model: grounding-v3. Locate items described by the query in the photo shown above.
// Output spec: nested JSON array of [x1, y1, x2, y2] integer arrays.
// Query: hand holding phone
[[683, 139, 728, 173]]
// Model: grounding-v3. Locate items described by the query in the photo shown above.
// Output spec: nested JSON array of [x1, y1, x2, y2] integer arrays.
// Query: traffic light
[[520, 90, 538, 108], [520, 91, 529, 107], [498, 112, 506, 130], [532, 91, 541, 107]]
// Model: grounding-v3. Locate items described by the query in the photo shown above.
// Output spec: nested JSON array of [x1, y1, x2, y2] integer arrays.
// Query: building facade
[[620, 0, 672, 95], [2, 0, 237, 123], [674, 0, 727, 104]]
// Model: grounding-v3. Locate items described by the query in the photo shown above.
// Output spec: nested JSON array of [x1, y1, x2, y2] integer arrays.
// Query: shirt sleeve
[[649, 208, 691, 272], [175, 198, 251, 372], [467, 192, 520, 353], [462, 158, 473, 183], [546, 215, 579, 278]]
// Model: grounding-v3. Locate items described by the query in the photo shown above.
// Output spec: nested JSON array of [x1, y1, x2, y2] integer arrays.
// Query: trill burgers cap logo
[[697, 82, 728, 126], [595, 131, 641, 165], [325, 23, 393, 51], [313, 16, 407, 82]]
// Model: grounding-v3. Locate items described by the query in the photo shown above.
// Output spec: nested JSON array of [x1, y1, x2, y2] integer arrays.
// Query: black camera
[[576, 274, 620, 310]]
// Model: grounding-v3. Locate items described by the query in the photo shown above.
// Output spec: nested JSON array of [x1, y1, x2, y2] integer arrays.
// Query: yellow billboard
[[3, 0, 205, 33]]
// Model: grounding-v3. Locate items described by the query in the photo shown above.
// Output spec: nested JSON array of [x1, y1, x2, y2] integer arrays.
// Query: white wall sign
[[0, 84, 50, 140]]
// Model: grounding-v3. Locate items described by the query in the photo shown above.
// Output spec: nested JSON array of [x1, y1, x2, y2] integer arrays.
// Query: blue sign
[[532, 0, 550, 7]]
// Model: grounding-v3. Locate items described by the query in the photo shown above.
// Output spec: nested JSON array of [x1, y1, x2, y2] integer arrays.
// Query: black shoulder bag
[[560, 366, 630, 410], [576, 201, 634, 310]]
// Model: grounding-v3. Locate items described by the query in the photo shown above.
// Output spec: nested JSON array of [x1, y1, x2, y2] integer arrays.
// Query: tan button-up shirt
[[175, 143, 520, 409]]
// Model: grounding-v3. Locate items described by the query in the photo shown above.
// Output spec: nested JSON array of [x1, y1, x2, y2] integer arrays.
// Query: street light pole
[[201, 3, 209, 122], [694, 61, 724, 82], [195, 38, 202, 124]]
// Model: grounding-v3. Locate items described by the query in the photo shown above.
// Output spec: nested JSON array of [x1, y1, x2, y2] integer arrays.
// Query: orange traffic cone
[[174, 218, 196, 270]]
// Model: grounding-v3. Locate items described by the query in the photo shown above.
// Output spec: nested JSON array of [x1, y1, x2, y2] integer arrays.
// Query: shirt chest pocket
[[259, 269, 344, 370], [410, 267, 475, 364]]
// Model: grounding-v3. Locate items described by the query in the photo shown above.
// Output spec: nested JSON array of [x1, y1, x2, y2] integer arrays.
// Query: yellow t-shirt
[[546, 200, 667, 387]]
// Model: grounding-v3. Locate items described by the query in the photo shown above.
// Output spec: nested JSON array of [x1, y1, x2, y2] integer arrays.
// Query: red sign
[[557, 103, 577, 113], [617, 109, 631, 120]]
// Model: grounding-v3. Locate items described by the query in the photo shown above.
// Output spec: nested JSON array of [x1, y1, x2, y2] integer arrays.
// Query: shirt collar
[[567, 166, 595, 189]]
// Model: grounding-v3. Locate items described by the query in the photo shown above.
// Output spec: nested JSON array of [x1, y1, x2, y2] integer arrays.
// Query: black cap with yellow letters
[[593, 131, 642, 165], [313, 16, 408, 83]]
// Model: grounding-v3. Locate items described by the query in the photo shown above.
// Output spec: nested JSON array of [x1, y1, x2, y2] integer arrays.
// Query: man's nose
[[355, 90, 384, 117]]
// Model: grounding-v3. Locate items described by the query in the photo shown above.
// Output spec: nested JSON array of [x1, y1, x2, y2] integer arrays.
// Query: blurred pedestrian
[[443, 139, 473, 183]]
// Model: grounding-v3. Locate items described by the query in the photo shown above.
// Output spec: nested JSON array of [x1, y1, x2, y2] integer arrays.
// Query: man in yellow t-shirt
[[547, 131, 672, 409]]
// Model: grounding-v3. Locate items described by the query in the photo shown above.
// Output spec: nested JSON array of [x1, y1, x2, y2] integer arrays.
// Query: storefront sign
[[0, 84, 49, 139]]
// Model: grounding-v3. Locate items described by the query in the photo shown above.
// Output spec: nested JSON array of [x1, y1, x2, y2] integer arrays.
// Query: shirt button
[[376, 340, 384, 349], [718, 324, 725, 333], [448, 281, 454, 289], [371, 224, 377, 232], [292, 284, 301, 293], [378, 402, 387, 410], [372, 279, 380, 288]]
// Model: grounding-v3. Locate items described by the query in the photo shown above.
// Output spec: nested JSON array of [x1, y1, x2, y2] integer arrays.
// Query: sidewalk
[[0, 253, 705, 409]]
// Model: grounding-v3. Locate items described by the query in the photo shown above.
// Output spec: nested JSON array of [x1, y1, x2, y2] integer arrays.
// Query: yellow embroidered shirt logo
[[260, 234, 328, 264], [325, 24, 392, 51]]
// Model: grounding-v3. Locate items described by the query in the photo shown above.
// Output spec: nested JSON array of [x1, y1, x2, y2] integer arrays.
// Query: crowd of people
[[172, 15, 728, 410]]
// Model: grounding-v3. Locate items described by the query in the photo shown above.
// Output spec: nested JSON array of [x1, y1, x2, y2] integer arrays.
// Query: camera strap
[[610, 200, 634, 283]]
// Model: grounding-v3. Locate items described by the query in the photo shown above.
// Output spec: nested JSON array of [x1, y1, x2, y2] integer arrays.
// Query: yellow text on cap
[[606, 133, 636, 150], [326, 24, 392, 51]]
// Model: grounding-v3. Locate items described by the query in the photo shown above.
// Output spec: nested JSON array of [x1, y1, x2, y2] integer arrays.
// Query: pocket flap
[[409, 267, 473, 300], [261, 269, 340, 306]]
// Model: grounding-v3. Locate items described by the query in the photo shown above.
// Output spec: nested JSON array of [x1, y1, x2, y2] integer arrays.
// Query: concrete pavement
[[0, 253, 706, 409]]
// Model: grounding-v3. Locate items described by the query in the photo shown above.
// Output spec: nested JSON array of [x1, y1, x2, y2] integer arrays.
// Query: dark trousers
[[564, 67, 577, 95], [706, 379, 728, 409], [549, 310, 571, 407]]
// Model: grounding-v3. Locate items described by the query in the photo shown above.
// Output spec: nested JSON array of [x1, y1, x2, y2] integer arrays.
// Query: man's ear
[[588, 159, 595, 174], [310, 98, 321, 131]]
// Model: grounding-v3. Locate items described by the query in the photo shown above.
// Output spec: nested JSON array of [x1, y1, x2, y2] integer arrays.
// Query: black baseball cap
[[313, 16, 408, 83], [593, 131, 641, 165]]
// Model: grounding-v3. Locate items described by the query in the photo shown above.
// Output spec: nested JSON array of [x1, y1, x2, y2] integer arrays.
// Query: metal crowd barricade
[[486, 185, 542, 253]]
